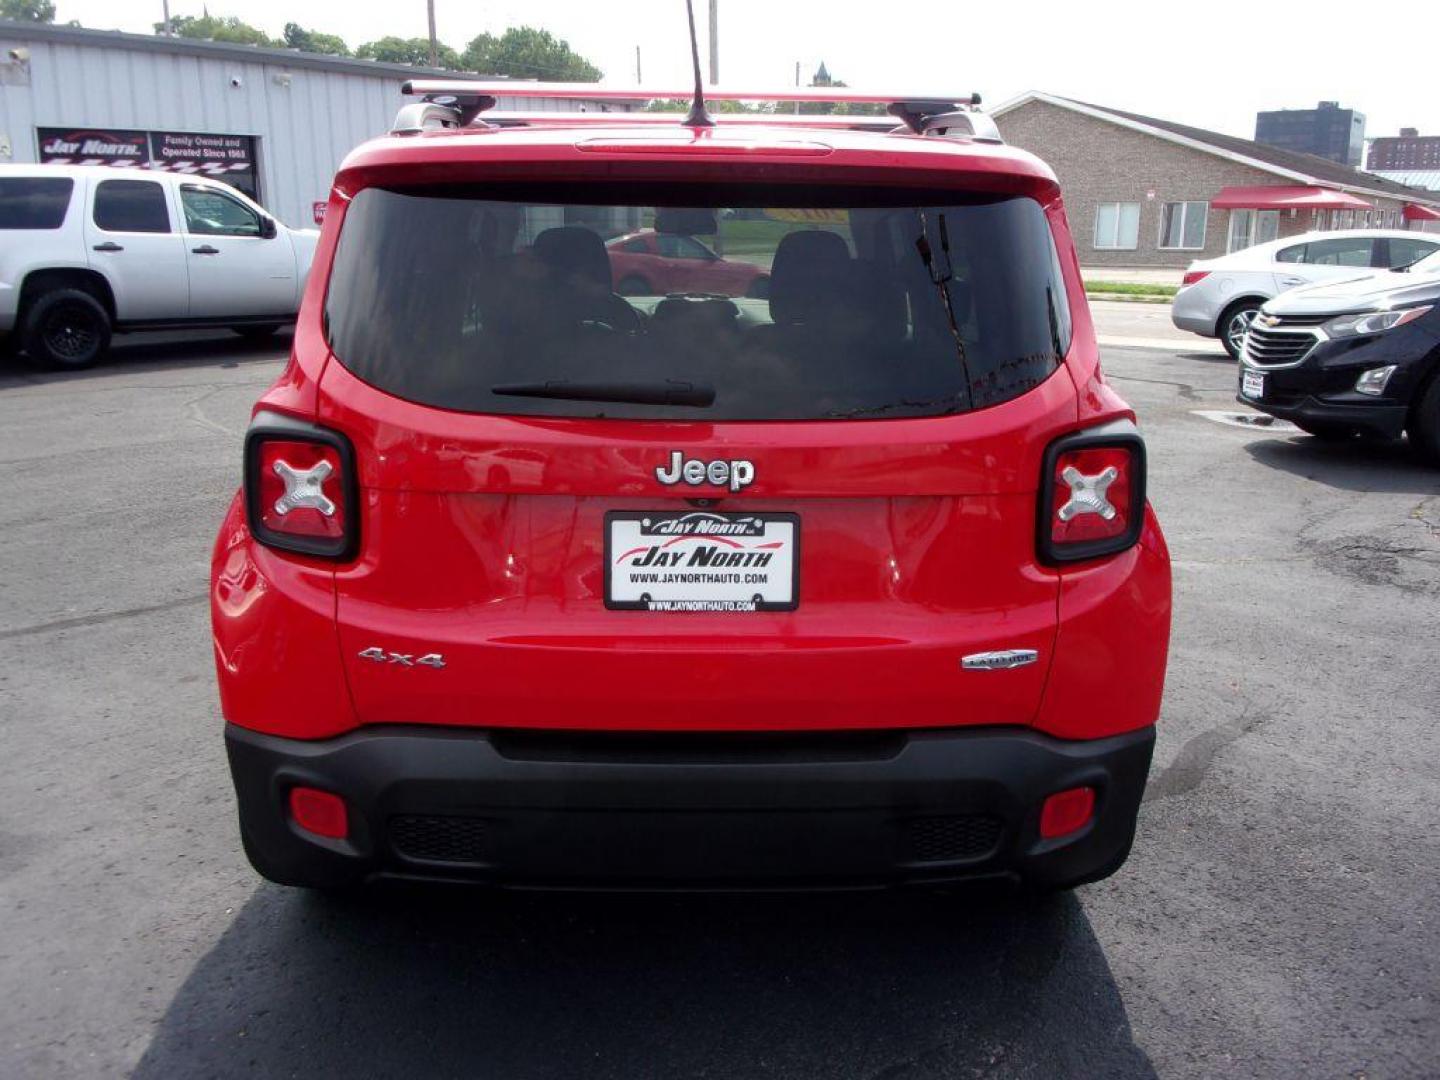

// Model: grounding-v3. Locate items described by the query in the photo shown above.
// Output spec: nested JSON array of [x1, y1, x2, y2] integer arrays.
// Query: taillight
[[244, 411, 358, 559], [1038, 420, 1146, 564], [1181, 270, 1210, 286]]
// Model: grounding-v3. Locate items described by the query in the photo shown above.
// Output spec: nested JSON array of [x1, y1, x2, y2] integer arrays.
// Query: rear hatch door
[[320, 180, 1076, 732]]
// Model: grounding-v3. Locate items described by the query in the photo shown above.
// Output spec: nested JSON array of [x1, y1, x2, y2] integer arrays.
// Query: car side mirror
[[259, 216, 278, 240]]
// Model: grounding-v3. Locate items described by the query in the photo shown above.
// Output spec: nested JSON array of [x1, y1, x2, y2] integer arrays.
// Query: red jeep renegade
[[211, 82, 1171, 892]]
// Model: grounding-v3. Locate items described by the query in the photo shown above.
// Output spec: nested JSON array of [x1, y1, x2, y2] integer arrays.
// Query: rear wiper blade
[[492, 379, 715, 407]]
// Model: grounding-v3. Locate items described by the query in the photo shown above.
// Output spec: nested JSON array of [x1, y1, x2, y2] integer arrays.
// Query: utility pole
[[794, 60, 800, 114], [161, 0, 171, 35], [426, 0, 439, 69], [635, 45, 642, 84], [708, 0, 719, 85]]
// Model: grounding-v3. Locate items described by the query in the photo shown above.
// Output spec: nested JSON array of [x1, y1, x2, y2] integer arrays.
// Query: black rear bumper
[[226, 723, 1155, 892]]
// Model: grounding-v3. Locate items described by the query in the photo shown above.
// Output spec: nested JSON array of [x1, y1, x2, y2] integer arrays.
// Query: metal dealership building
[[0, 20, 630, 227]]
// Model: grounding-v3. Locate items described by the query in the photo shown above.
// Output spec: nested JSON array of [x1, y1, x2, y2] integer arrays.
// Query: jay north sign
[[37, 127, 261, 200]]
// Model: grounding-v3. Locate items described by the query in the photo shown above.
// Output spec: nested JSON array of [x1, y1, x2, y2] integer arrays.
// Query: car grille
[[390, 815, 491, 863], [1243, 325, 1321, 368], [903, 814, 1004, 863]]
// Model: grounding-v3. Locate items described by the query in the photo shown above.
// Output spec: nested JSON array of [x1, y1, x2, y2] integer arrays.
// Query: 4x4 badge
[[655, 451, 755, 492], [358, 647, 445, 669]]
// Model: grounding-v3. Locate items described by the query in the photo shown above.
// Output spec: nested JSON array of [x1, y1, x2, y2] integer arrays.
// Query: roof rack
[[483, 111, 899, 131], [391, 81, 1002, 143]]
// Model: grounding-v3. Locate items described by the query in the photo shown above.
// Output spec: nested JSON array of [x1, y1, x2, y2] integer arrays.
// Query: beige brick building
[[995, 94, 1440, 270]]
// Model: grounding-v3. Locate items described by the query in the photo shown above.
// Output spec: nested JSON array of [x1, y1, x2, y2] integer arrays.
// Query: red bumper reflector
[[1181, 270, 1210, 286], [1039, 786, 1096, 839], [289, 786, 348, 839]]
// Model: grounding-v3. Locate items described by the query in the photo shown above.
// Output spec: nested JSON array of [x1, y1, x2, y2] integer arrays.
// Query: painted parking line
[[1190, 409, 1299, 433], [1098, 335, 1228, 353]]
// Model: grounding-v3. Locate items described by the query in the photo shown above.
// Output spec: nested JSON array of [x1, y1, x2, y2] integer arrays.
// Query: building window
[[1093, 202, 1140, 250], [1158, 201, 1208, 249], [1227, 209, 1280, 252]]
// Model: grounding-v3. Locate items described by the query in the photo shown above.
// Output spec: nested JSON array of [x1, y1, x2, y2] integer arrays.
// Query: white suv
[[1170, 229, 1439, 358], [0, 165, 319, 368]]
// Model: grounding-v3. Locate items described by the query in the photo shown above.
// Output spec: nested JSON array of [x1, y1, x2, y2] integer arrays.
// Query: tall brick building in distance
[[1368, 129, 1440, 171]]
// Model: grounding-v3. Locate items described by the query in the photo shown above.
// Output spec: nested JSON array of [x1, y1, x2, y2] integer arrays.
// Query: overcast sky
[[53, 0, 1437, 145]]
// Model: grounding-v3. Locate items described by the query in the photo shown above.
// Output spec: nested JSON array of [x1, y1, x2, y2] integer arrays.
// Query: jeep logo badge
[[655, 451, 755, 493]]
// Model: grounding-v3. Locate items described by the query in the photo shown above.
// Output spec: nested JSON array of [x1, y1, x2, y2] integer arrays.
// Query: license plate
[[1241, 369, 1265, 399], [605, 510, 799, 612]]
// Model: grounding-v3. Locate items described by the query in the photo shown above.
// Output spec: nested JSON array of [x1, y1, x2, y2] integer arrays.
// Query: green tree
[[356, 35, 460, 69], [1, 0, 56, 22], [460, 27, 600, 80], [282, 22, 350, 57], [645, 98, 771, 115], [154, 14, 279, 47]]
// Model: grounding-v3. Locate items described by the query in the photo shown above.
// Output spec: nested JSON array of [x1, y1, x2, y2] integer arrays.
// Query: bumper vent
[[904, 814, 1004, 863], [1244, 325, 1321, 368], [390, 815, 491, 863]]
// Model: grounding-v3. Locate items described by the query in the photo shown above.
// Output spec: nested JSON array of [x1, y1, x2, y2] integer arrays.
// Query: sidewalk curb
[[1086, 294, 1172, 305]]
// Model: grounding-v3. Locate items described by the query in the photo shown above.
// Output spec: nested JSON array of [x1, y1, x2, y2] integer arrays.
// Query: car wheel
[[1294, 420, 1361, 442], [21, 288, 112, 370], [1407, 373, 1440, 466], [233, 323, 283, 341], [745, 275, 771, 300], [1218, 300, 1261, 360]]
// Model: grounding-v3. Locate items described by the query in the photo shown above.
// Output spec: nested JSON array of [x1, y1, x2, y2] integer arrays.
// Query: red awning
[[1210, 185, 1373, 211], [1403, 203, 1440, 222]]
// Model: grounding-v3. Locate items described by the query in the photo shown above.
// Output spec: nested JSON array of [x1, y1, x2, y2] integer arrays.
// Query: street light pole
[[708, 0, 718, 85], [426, 0, 439, 69]]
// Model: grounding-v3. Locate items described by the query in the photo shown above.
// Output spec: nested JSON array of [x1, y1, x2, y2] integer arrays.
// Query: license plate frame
[[1241, 368, 1265, 400], [604, 510, 800, 613]]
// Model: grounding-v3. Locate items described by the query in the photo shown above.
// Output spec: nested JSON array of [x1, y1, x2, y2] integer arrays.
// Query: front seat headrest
[[533, 226, 613, 294], [768, 229, 851, 325]]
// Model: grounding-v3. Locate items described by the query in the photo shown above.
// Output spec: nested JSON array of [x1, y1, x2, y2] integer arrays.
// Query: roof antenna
[[682, 0, 714, 127]]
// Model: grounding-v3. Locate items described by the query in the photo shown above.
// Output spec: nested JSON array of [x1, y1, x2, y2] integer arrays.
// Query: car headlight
[[1323, 305, 1433, 338]]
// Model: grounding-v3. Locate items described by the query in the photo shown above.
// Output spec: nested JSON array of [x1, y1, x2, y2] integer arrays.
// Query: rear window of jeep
[[325, 183, 1070, 420]]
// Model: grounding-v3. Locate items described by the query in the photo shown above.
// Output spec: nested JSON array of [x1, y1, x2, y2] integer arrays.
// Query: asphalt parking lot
[[1, 324, 1437, 1079]]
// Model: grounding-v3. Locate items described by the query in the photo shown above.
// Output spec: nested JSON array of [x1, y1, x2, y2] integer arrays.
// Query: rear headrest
[[769, 229, 851, 325], [533, 226, 612, 293]]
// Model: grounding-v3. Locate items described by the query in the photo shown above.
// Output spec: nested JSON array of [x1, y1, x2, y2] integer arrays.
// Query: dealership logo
[[639, 512, 764, 537], [655, 451, 755, 492], [40, 131, 146, 159]]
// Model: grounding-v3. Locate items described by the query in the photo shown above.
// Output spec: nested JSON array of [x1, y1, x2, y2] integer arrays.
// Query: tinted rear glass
[[93, 179, 170, 234], [0, 177, 74, 230], [326, 184, 1069, 421]]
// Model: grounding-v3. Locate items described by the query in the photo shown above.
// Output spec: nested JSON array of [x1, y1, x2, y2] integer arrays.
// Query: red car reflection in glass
[[605, 229, 770, 297]]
